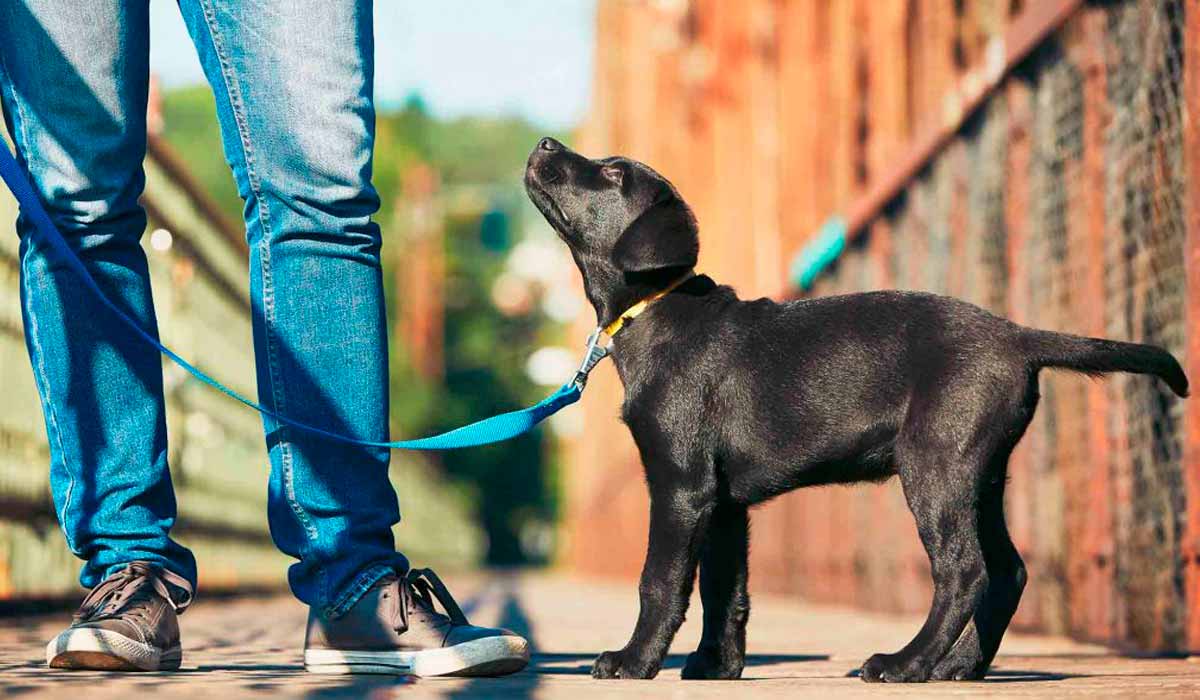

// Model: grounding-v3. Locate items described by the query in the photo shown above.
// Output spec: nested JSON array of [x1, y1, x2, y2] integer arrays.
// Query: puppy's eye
[[601, 165, 623, 186]]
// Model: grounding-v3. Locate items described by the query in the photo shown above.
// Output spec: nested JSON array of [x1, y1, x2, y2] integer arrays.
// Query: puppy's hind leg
[[860, 449, 989, 683], [930, 475, 1027, 680], [682, 500, 749, 680], [932, 380, 1037, 680]]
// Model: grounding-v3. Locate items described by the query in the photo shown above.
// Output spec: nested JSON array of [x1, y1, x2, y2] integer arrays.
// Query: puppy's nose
[[537, 137, 562, 152]]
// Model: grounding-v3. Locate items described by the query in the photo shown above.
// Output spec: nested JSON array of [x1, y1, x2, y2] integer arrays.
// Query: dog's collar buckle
[[572, 327, 611, 390]]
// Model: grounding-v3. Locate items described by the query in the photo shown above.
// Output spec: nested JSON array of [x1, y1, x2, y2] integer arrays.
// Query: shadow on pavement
[[981, 669, 1080, 682], [844, 667, 1083, 682], [446, 579, 540, 700], [532, 652, 830, 677]]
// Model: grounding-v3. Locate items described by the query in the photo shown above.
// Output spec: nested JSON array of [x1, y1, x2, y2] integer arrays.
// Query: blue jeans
[[0, 0, 407, 616]]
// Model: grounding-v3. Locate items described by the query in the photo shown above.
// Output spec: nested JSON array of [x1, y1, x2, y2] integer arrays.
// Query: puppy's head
[[524, 137, 698, 325]]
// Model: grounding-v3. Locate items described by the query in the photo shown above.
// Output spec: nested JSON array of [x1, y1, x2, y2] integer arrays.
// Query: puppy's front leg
[[592, 485, 714, 679], [683, 501, 749, 680]]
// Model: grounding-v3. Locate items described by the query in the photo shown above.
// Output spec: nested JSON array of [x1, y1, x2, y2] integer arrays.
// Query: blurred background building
[[1, 0, 1198, 659]]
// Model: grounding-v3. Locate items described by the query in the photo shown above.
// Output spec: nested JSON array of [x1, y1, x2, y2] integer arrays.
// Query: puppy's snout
[[528, 137, 563, 166], [527, 137, 567, 186]]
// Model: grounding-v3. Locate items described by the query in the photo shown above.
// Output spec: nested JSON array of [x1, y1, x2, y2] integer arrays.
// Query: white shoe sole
[[304, 635, 530, 677], [46, 628, 181, 671]]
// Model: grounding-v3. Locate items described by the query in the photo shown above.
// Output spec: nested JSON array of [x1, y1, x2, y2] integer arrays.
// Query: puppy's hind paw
[[681, 648, 744, 680], [860, 652, 931, 683], [591, 649, 659, 679], [930, 648, 988, 681]]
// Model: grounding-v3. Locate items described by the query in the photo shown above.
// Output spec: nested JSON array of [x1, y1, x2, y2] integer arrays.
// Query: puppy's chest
[[618, 373, 718, 446], [612, 339, 733, 446]]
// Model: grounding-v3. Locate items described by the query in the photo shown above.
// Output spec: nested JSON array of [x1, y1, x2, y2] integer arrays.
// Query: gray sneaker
[[45, 562, 193, 671], [304, 568, 530, 677]]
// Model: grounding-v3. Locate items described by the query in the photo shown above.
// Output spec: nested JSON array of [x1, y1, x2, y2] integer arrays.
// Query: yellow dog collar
[[603, 273, 695, 337]]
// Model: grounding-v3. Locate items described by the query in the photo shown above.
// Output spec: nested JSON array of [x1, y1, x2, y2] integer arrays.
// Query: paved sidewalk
[[2, 573, 1198, 698]]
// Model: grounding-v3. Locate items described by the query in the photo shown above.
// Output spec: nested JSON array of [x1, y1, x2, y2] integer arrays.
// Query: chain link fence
[[811, 0, 1191, 648]]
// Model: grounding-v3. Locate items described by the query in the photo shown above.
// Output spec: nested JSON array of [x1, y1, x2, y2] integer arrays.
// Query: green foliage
[[379, 100, 569, 566]]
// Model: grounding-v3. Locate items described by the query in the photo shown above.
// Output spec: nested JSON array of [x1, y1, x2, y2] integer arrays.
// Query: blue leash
[[0, 140, 598, 450]]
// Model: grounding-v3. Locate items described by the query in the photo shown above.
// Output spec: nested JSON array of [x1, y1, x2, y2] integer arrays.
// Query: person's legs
[[177, 0, 406, 616], [0, 0, 197, 590]]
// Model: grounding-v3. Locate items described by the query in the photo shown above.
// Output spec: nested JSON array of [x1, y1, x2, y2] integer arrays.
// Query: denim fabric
[[0, 0, 407, 616]]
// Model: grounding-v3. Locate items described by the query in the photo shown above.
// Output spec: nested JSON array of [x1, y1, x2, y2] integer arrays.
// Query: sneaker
[[45, 561, 193, 671], [304, 568, 530, 677]]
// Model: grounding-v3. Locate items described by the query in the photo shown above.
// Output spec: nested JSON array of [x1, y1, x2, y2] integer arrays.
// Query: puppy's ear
[[612, 195, 699, 272]]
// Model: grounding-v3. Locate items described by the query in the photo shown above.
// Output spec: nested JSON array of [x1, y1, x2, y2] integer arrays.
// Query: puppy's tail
[[1020, 328, 1189, 398]]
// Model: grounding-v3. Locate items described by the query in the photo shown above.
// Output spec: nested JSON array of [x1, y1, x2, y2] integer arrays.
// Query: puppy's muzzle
[[526, 137, 566, 185]]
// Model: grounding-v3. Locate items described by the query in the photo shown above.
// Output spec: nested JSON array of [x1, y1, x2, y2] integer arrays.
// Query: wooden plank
[[856, 0, 910, 613], [1071, 6, 1117, 644], [1183, 0, 1200, 650], [1004, 76, 1039, 630], [709, 0, 754, 287], [566, 0, 651, 581], [748, 0, 783, 295]]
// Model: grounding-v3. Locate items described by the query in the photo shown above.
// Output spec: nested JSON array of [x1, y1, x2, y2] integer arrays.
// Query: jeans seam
[[21, 270, 76, 549], [195, 0, 319, 566], [324, 563, 395, 619], [0, 55, 80, 553]]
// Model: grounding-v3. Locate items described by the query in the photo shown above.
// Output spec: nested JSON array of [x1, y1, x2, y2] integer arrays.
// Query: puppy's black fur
[[524, 137, 1189, 683]]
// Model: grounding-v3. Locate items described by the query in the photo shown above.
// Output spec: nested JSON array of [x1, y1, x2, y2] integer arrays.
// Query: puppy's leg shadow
[[846, 666, 1076, 682], [535, 652, 829, 677]]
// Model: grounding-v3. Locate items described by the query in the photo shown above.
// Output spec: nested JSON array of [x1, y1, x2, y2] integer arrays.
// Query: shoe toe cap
[[76, 618, 146, 643], [446, 625, 527, 646]]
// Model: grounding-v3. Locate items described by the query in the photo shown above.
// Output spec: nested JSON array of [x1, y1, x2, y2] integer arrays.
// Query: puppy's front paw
[[591, 649, 659, 679], [681, 647, 744, 680], [860, 652, 931, 683]]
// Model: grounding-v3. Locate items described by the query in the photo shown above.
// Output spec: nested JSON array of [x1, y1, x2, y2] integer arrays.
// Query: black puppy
[[524, 137, 1189, 683]]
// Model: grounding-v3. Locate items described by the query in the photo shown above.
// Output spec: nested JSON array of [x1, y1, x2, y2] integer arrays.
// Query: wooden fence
[[565, 0, 1200, 652]]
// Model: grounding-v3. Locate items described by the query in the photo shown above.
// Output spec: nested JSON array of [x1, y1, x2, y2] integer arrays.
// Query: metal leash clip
[[571, 327, 611, 390]]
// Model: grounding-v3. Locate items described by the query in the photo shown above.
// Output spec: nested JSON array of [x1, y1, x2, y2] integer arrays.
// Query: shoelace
[[379, 568, 469, 634], [75, 562, 194, 624]]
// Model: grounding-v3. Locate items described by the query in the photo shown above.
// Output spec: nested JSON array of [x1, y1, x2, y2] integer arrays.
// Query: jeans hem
[[322, 563, 397, 619], [98, 558, 197, 595]]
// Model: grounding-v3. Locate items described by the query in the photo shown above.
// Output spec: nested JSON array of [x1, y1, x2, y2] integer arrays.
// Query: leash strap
[[0, 140, 583, 450]]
